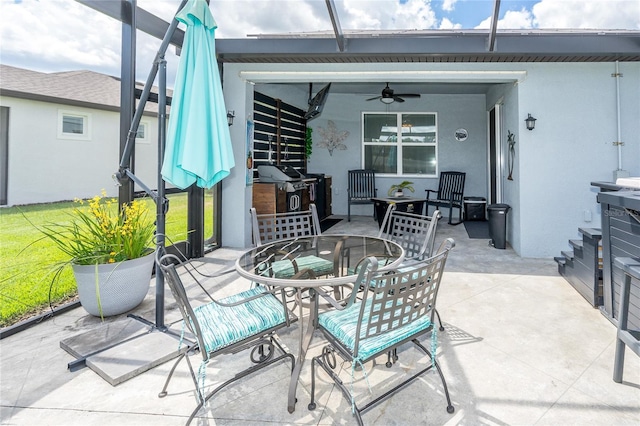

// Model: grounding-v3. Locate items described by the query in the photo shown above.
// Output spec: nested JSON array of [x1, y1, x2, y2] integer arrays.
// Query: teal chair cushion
[[270, 255, 335, 279], [192, 286, 286, 354], [318, 298, 432, 361]]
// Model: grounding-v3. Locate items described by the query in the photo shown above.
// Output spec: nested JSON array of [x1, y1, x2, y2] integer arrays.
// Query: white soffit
[[238, 70, 527, 84]]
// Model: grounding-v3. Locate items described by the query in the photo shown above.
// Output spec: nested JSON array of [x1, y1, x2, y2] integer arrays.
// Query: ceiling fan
[[366, 82, 421, 104]]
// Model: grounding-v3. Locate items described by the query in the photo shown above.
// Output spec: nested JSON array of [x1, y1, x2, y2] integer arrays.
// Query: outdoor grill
[[257, 165, 307, 211]]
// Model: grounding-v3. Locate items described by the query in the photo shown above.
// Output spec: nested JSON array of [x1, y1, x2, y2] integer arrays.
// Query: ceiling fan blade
[[393, 96, 405, 103], [394, 93, 421, 98], [366, 96, 381, 101]]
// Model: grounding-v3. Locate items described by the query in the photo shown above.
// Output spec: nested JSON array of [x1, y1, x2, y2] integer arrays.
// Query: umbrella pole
[[113, 0, 187, 329], [114, 0, 189, 185], [155, 57, 168, 330]]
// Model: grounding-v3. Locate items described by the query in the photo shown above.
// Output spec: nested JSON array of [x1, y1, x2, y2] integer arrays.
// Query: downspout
[[612, 60, 629, 181]]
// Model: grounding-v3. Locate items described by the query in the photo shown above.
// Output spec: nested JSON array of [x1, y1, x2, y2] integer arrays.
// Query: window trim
[[57, 110, 91, 140], [362, 111, 438, 178], [135, 120, 150, 144]]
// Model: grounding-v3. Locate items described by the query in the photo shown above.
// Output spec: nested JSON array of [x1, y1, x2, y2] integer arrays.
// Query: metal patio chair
[[307, 238, 456, 425], [250, 204, 344, 302], [377, 203, 446, 331], [156, 251, 296, 425], [250, 204, 335, 278], [348, 169, 377, 222], [425, 171, 466, 225]]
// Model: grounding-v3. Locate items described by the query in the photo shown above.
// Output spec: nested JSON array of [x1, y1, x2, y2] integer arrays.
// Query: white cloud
[[474, 0, 638, 30], [439, 17, 462, 29], [0, 0, 637, 81], [441, 0, 458, 13], [532, 0, 640, 29], [339, 0, 438, 30]]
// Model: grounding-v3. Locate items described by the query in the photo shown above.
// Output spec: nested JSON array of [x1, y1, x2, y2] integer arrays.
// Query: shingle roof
[[0, 64, 163, 114]]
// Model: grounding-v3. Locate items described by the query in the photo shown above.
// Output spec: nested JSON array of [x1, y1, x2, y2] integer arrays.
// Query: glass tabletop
[[235, 234, 404, 287]]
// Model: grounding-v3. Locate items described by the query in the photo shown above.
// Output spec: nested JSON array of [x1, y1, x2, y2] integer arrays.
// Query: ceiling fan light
[[380, 97, 394, 104]]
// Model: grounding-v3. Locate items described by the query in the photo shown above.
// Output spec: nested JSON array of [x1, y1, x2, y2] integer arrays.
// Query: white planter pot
[[72, 251, 154, 317]]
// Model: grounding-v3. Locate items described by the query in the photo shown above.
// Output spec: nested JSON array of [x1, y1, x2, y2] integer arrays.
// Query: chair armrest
[[316, 288, 349, 310], [425, 189, 437, 200]]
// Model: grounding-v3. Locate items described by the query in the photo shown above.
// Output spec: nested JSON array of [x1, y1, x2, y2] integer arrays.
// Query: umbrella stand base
[[60, 315, 188, 386]]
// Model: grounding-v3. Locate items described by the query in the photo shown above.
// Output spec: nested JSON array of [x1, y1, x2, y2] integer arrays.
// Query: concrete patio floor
[[1, 215, 639, 425]]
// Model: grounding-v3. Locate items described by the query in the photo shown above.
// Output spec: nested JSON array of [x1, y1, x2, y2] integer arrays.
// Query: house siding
[[222, 61, 640, 257], [0, 95, 159, 206]]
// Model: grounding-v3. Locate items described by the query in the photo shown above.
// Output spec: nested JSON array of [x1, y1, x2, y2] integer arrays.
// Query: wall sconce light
[[525, 113, 537, 131], [227, 110, 235, 126]]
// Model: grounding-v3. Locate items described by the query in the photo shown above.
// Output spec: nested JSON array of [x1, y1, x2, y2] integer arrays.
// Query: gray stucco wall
[[222, 61, 640, 257]]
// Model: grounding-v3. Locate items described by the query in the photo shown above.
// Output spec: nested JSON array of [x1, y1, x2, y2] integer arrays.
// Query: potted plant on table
[[40, 191, 155, 318], [388, 181, 415, 197]]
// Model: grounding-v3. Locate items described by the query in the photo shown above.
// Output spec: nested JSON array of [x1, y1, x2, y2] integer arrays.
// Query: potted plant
[[39, 191, 155, 318], [388, 181, 415, 197]]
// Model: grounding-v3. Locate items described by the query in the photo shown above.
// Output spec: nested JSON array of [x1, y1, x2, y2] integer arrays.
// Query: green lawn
[[0, 192, 213, 327]]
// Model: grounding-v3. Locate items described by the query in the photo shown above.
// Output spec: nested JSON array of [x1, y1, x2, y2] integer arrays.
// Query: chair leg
[[413, 339, 454, 414], [448, 205, 464, 226], [309, 347, 337, 411], [435, 309, 445, 331], [308, 355, 319, 410], [158, 349, 197, 399], [166, 337, 294, 425]]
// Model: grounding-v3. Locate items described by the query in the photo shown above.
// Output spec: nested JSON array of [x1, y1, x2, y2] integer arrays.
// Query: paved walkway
[[1, 217, 639, 425]]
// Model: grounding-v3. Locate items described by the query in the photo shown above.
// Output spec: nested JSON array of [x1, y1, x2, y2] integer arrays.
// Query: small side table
[[612, 257, 640, 383], [372, 197, 426, 228]]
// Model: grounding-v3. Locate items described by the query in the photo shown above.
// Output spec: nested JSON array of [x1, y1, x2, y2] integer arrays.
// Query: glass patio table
[[235, 234, 405, 413]]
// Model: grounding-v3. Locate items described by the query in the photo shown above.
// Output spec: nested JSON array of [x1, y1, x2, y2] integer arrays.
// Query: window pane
[[365, 145, 397, 174], [401, 114, 436, 143], [402, 146, 436, 175], [136, 124, 146, 139], [363, 114, 396, 142], [62, 115, 84, 134]]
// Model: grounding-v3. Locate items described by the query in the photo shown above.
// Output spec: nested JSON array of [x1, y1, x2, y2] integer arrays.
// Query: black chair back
[[347, 169, 377, 221]]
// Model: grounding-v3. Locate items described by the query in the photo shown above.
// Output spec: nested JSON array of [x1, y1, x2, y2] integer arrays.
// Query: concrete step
[[579, 227, 602, 240], [569, 239, 584, 251]]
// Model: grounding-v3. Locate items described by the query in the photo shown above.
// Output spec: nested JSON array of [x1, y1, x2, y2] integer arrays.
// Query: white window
[[362, 112, 437, 177], [58, 110, 91, 140], [135, 121, 150, 143]]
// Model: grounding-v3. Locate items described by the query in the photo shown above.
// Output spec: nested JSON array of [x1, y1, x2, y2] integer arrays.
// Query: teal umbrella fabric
[[162, 0, 235, 189]]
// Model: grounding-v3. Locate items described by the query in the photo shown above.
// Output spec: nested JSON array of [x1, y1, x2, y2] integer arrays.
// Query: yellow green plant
[[39, 191, 155, 265]]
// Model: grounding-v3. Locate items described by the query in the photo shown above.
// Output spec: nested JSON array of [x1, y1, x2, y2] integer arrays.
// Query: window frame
[[135, 120, 150, 144], [57, 110, 91, 140], [362, 111, 438, 178]]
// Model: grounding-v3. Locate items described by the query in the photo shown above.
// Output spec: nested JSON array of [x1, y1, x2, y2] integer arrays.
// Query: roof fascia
[[0, 90, 160, 117], [216, 32, 640, 61]]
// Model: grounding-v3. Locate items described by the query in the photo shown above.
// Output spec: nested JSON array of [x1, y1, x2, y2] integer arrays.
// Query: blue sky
[[0, 0, 638, 81]]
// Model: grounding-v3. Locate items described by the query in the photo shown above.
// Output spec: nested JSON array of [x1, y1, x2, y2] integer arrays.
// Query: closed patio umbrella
[[161, 0, 234, 189]]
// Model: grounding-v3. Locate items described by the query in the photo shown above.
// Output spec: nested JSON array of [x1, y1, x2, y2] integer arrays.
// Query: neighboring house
[[0, 64, 161, 206]]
